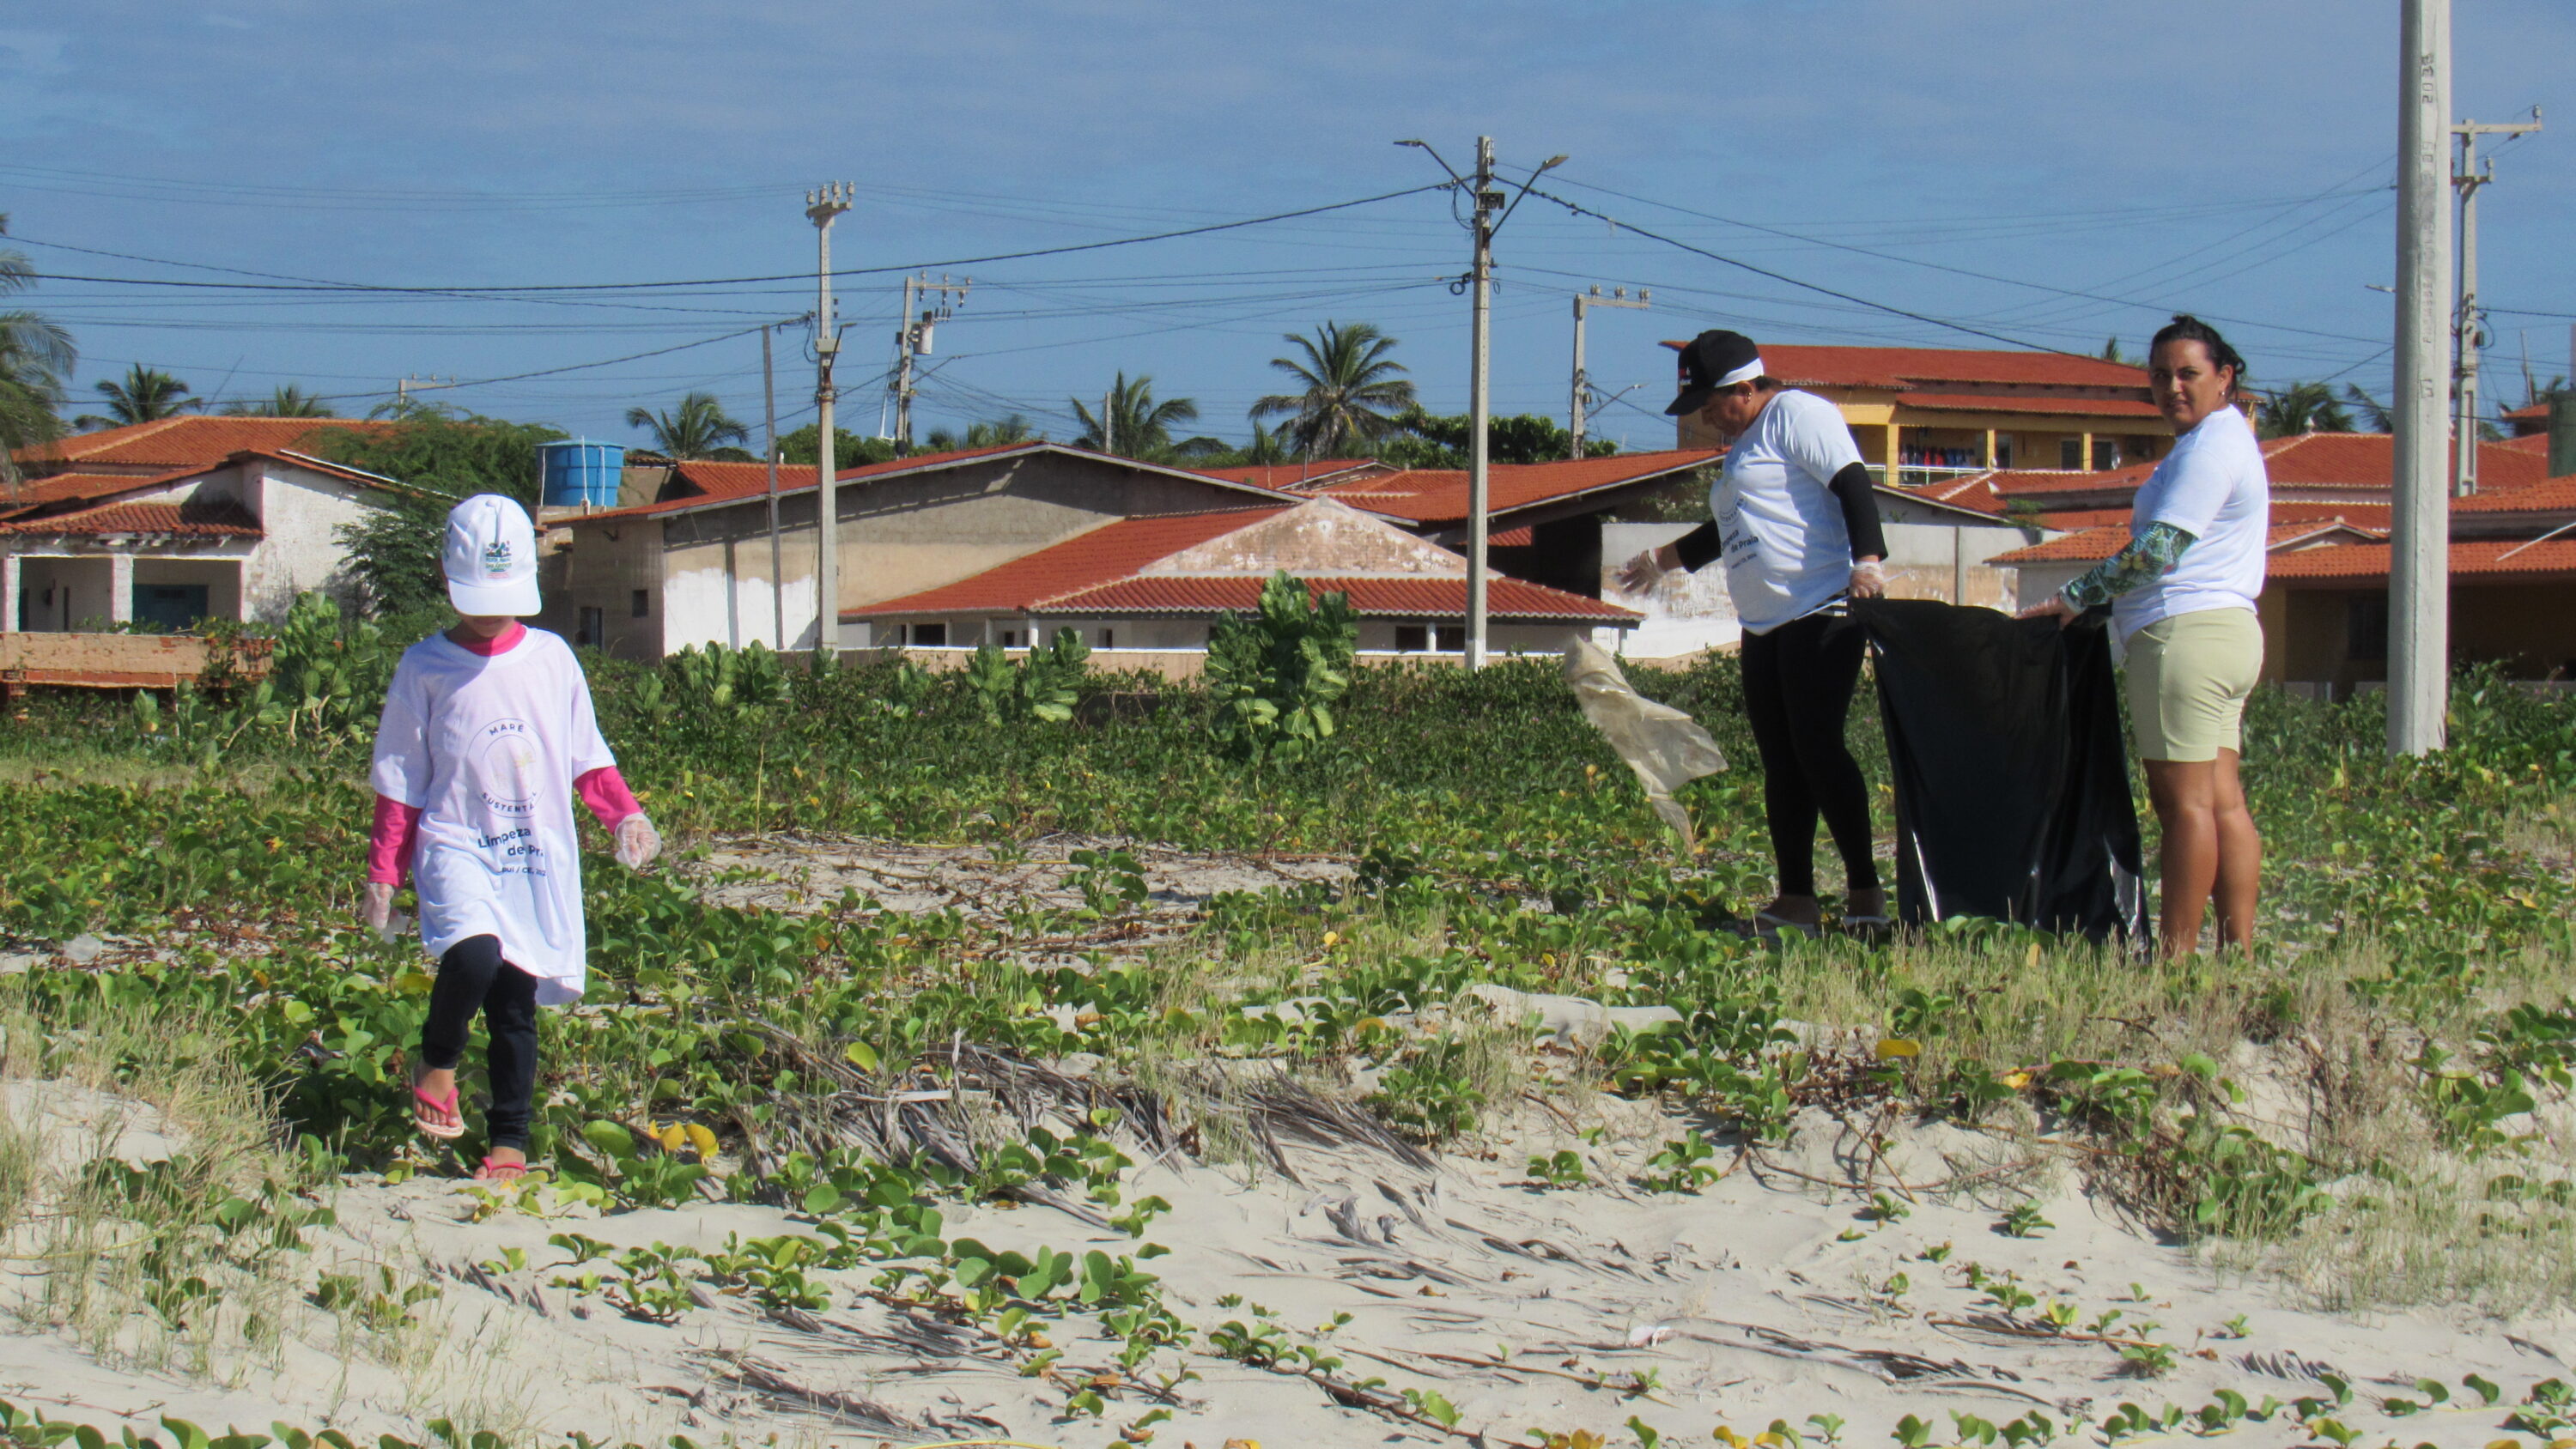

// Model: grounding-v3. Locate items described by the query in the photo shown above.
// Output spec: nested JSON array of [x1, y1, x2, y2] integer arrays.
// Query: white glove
[[1614, 548, 1672, 594], [1849, 560, 1888, 599], [361, 881, 396, 933], [613, 813, 662, 871]]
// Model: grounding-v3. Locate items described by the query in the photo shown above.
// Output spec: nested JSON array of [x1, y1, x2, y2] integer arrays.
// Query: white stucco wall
[[1599, 521, 1741, 658], [237, 464, 380, 621]]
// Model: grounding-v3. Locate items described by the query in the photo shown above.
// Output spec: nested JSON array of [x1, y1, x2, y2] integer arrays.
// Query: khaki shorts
[[2123, 608, 2263, 763]]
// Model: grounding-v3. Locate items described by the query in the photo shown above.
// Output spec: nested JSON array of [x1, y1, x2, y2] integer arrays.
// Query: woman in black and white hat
[[1617, 330, 1888, 936]]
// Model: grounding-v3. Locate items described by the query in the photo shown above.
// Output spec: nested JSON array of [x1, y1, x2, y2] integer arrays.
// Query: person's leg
[[2209, 748, 2261, 951], [1772, 615, 1885, 916], [2142, 759, 2220, 956], [1739, 627, 1821, 919], [416, 934, 506, 1135], [479, 961, 542, 1166]]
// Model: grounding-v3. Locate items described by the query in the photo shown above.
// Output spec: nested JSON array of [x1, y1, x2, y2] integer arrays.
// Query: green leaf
[[582, 1120, 637, 1161]]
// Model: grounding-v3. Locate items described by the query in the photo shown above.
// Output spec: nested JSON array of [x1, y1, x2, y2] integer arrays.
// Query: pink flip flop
[[474, 1155, 532, 1183], [411, 1082, 465, 1141]]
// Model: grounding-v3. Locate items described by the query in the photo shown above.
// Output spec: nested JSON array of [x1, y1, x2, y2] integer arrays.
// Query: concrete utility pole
[[807, 183, 852, 658], [891, 275, 970, 452], [1570, 285, 1649, 460], [1398, 136, 1564, 668], [1466, 136, 1498, 669], [2450, 107, 2543, 497], [762, 323, 783, 649], [2390, 0, 2452, 755]]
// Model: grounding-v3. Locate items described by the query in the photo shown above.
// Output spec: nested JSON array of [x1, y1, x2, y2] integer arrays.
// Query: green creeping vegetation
[[2, 597, 2575, 1437]]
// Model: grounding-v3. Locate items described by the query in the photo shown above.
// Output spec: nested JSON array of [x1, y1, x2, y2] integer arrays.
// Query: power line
[[296, 324, 780, 404], [1525, 187, 2093, 358], [18, 183, 1453, 295], [1540, 167, 2393, 348]]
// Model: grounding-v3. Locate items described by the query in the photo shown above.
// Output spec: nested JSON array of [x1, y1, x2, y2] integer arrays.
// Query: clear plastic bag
[[1561, 640, 1728, 852]]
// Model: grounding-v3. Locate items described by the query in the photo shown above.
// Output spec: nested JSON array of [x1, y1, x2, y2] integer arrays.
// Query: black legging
[[1740, 611, 1880, 898], [420, 934, 539, 1151]]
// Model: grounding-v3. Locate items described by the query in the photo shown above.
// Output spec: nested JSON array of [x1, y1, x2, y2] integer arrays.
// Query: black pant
[[419, 935, 539, 1152], [1741, 610, 1880, 898]]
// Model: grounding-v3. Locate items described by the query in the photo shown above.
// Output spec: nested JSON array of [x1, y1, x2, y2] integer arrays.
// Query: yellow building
[[1674, 344, 2164, 482]]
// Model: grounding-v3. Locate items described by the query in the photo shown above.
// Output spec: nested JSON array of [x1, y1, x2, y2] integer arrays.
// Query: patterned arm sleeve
[[2058, 521, 2196, 609]]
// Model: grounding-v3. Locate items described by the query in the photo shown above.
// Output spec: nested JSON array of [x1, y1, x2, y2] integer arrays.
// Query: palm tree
[[2100, 336, 2130, 365], [0, 214, 76, 495], [2256, 380, 2354, 439], [1071, 373, 1200, 459], [77, 364, 194, 429], [1249, 321, 1417, 458], [924, 414, 1038, 452], [624, 391, 750, 458], [221, 383, 337, 418], [2341, 384, 2393, 432]]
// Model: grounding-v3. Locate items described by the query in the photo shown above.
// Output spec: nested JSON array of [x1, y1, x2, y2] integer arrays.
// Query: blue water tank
[[538, 440, 626, 508]]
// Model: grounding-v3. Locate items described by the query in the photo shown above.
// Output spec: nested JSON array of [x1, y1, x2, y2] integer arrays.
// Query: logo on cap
[[482, 540, 513, 579]]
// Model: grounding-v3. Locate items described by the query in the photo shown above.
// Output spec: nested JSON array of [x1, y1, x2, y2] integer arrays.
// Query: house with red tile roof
[[843, 497, 1636, 658], [537, 441, 1320, 658], [6, 417, 426, 633], [1669, 343, 2164, 480]]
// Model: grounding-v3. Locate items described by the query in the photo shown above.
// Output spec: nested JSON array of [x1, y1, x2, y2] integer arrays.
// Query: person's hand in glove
[[1848, 558, 1888, 599], [361, 880, 396, 934], [613, 813, 662, 871]]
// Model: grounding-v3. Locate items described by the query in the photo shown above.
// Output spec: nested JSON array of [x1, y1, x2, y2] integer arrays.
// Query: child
[[361, 494, 659, 1180]]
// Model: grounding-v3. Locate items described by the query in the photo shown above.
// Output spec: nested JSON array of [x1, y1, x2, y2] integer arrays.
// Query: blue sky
[[5, 1, 2572, 451]]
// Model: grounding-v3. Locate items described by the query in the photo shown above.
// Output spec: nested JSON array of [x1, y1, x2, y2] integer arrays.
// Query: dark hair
[[2149, 313, 2247, 392]]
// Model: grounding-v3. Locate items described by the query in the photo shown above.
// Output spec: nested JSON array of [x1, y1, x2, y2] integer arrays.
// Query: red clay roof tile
[[0, 499, 261, 537], [1315, 449, 1718, 524], [11, 416, 396, 474], [1039, 574, 1638, 623], [2266, 538, 2576, 581], [848, 509, 1290, 615]]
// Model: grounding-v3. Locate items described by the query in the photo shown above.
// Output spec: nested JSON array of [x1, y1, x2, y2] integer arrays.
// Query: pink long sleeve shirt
[[363, 623, 642, 887]]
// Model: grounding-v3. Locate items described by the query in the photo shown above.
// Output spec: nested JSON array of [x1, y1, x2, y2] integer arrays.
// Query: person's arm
[[1670, 521, 1721, 572], [575, 766, 641, 829], [2058, 521, 2196, 609], [1825, 461, 1887, 561], [367, 795, 422, 887]]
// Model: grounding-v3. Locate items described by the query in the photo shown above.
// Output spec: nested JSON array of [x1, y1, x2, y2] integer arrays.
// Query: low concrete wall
[[0, 632, 272, 691]]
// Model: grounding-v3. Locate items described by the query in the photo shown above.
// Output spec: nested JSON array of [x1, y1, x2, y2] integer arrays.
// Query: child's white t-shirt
[[370, 628, 615, 1004], [1709, 388, 1865, 634]]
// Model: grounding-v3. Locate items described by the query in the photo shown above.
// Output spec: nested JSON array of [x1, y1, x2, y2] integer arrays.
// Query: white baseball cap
[[442, 494, 542, 616]]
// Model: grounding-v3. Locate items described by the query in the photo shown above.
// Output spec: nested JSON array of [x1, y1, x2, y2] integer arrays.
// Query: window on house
[[2347, 595, 2389, 662], [1436, 625, 1466, 652], [910, 621, 947, 647], [1393, 625, 1429, 652], [1097, 627, 1115, 649], [2091, 439, 2120, 470], [576, 606, 604, 646], [999, 630, 1019, 648], [2060, 439, 2083, 470], [629, 589, 649, 618], [1994, 438, 2014, 469]]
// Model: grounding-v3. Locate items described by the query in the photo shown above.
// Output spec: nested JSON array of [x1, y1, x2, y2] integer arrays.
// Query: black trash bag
[[1852, 598, 2149, 946]]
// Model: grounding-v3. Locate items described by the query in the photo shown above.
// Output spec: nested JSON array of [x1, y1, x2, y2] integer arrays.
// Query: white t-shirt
[[370, 628, 616, 1004], [1710, 388, 1865, 634], [2113, 405, 2270, 640]]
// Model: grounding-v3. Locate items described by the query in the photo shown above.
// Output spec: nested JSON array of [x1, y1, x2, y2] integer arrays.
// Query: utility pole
[[395, 374, 454, 412], [807, 183, 852, 658], [1397, 136, 1565, 669], [1103, 389, 1115, 455], [2450, 107, 2543, 496], [1570, 285, 1649, 460], [2390, 0, 2452, 756], [762, 322, 783, 650], [890, 275, 969, 452]]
